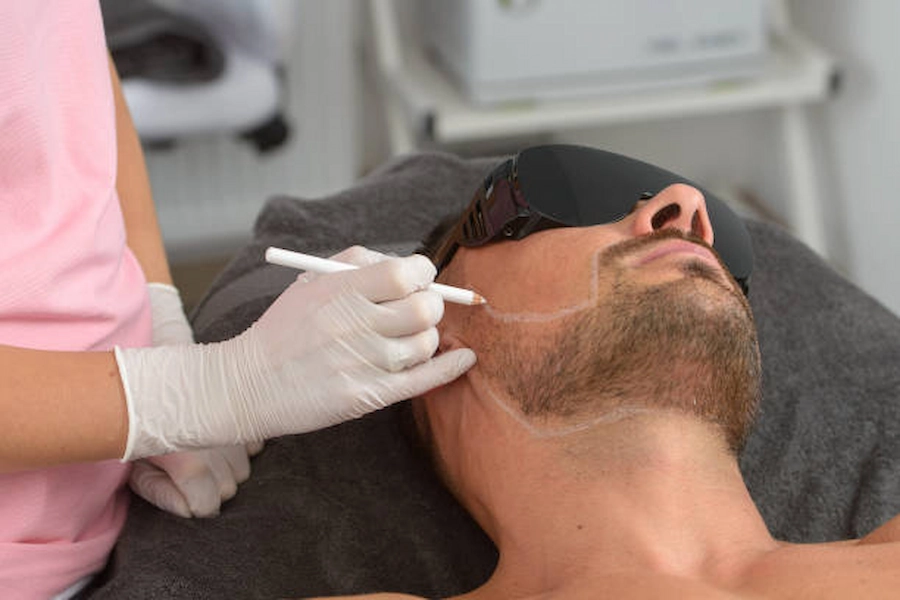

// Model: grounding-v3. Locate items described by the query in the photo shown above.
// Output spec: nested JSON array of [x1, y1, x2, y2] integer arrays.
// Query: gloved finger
[[217, 444, 253, 484], [328, 245, 391, 267], [246, 440, 265, 457], [302, 246, 391, 285], [359, 327, 440, 373], [331, 254, 436, 304], [148, 451, 233, 518], [129, 459, 192, 518], [369, 289, 444, 338], [373, 348, 478, 408], [196, 450, 240, 504]]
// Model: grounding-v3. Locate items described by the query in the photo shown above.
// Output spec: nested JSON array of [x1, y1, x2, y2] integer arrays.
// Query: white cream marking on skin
[[465, 250, 619, 436], [481, 298, 594, 323], [478, 372, 650, 438], [475, 249, 602, 323], [463, 249, 654, 437]]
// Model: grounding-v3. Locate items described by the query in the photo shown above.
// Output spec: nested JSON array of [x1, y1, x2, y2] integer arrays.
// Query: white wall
[[788, 0, 900, 316]]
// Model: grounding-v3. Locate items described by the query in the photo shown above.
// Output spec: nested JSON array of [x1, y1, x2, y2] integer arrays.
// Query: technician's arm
[[0, 346, 129, 471], [108, 54, 173, 286]]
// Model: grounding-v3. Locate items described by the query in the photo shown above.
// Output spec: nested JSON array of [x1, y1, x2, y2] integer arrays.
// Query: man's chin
[[650, 260, 753, 322]]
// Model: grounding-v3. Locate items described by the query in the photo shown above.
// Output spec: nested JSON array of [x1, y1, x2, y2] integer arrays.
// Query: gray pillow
[[84, 152, 900, 599]]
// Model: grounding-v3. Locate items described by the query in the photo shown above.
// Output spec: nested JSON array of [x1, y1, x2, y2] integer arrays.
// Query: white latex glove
[[116, 248, 476, 460], [129, 441, 265, 518], [129, 283, 262, 517], [146, 282, 196, 347]]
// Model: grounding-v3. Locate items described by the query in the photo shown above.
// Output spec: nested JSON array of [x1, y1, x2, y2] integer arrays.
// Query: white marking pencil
[[265, 247, 487, 306]]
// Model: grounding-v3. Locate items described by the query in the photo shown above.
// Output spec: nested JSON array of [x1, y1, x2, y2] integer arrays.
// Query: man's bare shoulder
[[859, 513, 900, 545], [732, 537, 900, 599]]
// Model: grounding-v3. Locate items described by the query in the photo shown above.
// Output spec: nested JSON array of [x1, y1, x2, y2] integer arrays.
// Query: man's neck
[[467, 412, 778, 598]]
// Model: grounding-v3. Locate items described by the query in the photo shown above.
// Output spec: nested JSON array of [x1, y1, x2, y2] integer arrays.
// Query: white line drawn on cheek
[[476, 250, 603, 323], [465, 250, 646, 438]]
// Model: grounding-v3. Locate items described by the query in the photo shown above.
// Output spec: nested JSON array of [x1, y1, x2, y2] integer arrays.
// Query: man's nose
[[629, 183, 714, 246]]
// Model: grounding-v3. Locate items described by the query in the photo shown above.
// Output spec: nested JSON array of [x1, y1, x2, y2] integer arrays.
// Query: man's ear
[[437, 331, 469, 357]]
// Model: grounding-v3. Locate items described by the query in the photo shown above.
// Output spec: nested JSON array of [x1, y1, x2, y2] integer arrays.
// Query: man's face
[[423, 183, 760, 453]]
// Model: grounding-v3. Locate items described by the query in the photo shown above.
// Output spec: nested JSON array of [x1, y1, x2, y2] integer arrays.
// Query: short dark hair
[[417, 213, 461, 269]]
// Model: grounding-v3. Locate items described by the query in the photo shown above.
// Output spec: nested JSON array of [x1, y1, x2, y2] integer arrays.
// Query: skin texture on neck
[[418, 386, 778, 598]]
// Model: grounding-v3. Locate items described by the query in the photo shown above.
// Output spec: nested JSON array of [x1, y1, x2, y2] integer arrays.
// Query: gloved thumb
[[129, 460, 193, 518], [377, 348, 477, 407]]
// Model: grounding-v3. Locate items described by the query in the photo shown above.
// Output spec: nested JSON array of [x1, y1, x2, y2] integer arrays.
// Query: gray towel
[[84, 152, 900, 599]]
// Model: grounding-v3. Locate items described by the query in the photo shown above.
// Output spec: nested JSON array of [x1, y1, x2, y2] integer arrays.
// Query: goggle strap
[[462, 186, 489, 240], [431, 160, 515, 271]]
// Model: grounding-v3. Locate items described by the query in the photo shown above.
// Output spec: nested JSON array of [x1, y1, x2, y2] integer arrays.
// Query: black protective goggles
[[432, 144, 753, 294]]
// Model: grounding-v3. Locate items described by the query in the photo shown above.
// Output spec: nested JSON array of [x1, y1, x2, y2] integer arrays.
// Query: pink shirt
[[0, 2, 152, 597]]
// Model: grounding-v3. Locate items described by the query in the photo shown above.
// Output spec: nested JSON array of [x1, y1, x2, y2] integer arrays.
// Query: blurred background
[[102, 0, 900, 316]]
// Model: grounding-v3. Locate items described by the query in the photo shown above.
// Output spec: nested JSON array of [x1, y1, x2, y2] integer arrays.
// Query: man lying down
[[308, 145, 900, 600]]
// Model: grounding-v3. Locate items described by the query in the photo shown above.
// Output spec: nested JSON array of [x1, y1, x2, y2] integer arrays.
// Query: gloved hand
[[129, 441, 264, 518], [116, 247, 476, 460], [145, 282, 196, 347], [128, 283, 262, 517]]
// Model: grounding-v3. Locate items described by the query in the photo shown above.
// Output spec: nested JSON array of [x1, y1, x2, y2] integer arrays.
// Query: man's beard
[[485, 231, 761, 453]]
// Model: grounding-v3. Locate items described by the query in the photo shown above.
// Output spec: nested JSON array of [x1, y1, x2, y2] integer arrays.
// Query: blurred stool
[[102, 0, 290, 152]]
